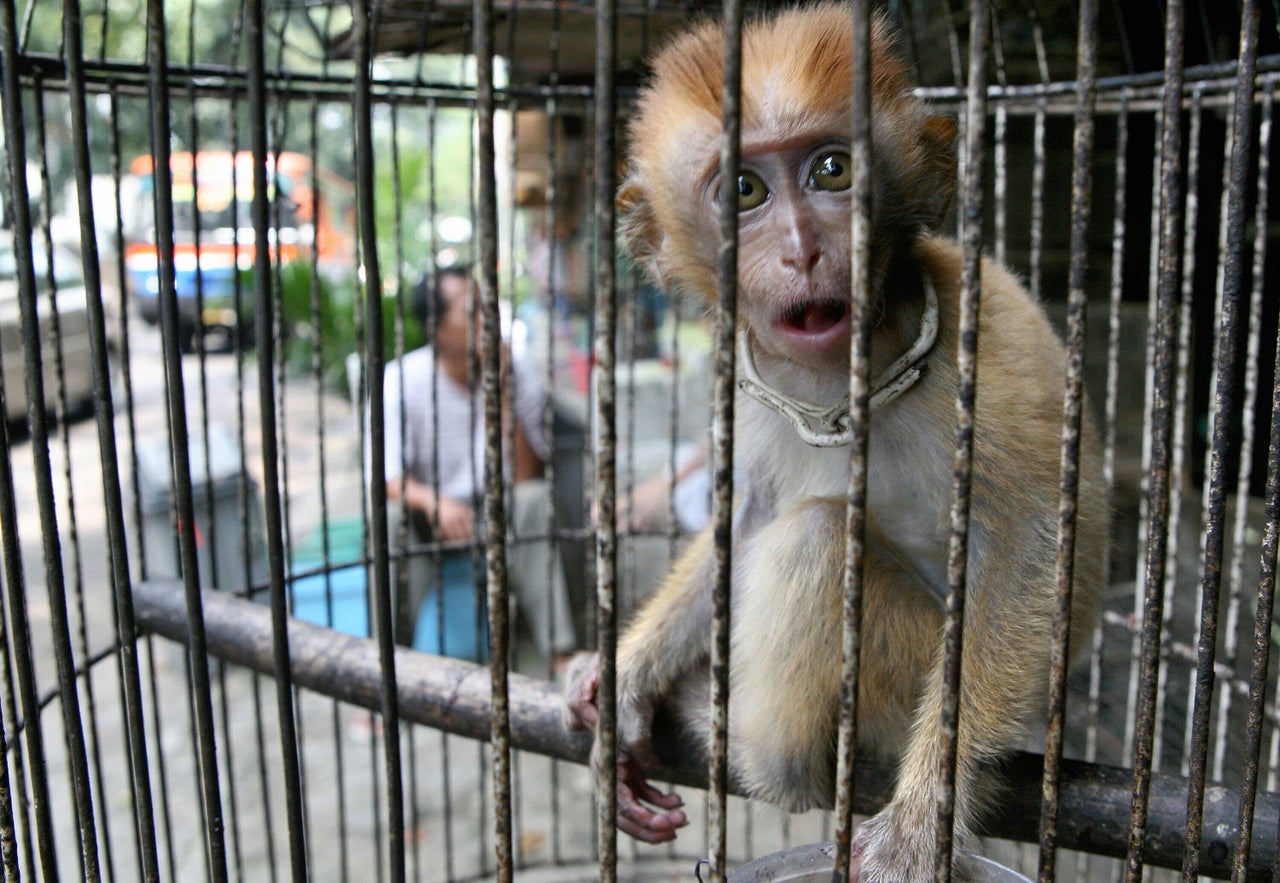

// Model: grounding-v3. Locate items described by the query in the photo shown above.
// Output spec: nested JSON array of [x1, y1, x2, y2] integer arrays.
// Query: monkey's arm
[[561, 526, 721, 843], [562, 526, 717, 728]]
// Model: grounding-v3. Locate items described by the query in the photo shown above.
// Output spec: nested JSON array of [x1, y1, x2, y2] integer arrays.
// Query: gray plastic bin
[[134, 424, 267, 595]]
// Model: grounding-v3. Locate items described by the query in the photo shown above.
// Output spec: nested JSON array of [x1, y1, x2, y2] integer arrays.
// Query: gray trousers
[[508, 478, 577, 655]]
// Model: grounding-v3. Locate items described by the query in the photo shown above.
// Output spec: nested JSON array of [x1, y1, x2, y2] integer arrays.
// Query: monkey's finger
[[616, 786, 687, 844], [630, 778, 683, 810]]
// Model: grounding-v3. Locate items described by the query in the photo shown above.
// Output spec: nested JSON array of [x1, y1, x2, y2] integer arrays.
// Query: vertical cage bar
[[1090, 89, 1129, 796], [1038, 1, 1097, 880], [351, 0, 405, 878], [244, 0, 309, 873], [1122, 112, 1168, 770], [593, 0, 621, 874], [938, 1, 987, 878], [0, 6, 57, 872], [832, 1, 873, 880], [0, 34, 103, 883], [1231, 84, 1274, 882], [989, 20, 1007, 267], [542, 31, 569, 860], [710, 0, 743, 879], [1125, 0, 1184, 878], [1215, 104, 1270, 788], [1027, 12, 1049, 303], [0, 687, 15, 879], [144, 0, 231, 872], [1161, 88, 1199, 776], [1238, 169, 1280, 883], [473, 0, 513, 875], [62, 0, 162, 875], [1180, 0, 1258, 876]]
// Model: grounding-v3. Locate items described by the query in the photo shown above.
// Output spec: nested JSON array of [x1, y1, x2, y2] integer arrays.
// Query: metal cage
[[0, 0, 1278, 880]]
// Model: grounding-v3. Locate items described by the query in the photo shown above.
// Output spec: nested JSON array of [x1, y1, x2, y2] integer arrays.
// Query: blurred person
[[377, 266, 576, 667]]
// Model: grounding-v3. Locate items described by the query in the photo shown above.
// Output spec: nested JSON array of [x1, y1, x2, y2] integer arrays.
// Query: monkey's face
[[708, 135, 856, 371], [617, 4, 957, 376]]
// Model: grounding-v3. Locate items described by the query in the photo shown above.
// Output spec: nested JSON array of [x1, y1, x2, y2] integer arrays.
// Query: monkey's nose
[[782, 244, 821, 274]]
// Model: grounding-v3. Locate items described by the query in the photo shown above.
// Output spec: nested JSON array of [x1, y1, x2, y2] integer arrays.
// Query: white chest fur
[[737, 393, 952, 602]]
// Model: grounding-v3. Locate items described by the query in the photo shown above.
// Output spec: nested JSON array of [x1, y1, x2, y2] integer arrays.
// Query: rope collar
[[736, 273, 940, 447]]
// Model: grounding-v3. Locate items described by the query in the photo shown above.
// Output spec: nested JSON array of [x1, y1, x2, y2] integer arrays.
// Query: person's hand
[[616, 473, 674, 530], [592, 471, 673, 531], [435, 495, 475, 541]]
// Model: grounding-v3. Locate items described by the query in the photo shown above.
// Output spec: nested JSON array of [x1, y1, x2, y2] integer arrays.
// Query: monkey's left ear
[[918, 115, 958, 231], [616, 176, 669, 287]]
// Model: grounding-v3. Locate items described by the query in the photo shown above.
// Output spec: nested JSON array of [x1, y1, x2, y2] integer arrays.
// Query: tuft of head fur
[[617, 2, 956, 296]]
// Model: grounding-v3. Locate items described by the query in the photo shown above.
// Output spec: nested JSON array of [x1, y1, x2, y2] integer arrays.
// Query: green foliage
[[373, 106, 476, 278], [274, 259, 425, 391]]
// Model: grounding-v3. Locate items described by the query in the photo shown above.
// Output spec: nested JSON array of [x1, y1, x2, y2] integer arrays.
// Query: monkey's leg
[[851, 556, 1052, 881]]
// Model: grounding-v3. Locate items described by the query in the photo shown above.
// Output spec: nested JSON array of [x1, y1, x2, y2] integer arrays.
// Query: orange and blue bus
[[124, 150, 353, 346]]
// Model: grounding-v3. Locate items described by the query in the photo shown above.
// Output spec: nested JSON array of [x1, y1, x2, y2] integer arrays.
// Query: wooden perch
[[132, 578, 1278, 879]]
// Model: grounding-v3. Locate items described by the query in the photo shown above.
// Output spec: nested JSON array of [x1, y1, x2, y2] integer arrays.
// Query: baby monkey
[[564, 4, 1106, 880]]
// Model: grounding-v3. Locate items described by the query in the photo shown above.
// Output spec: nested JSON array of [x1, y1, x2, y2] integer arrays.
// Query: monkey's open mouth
[[778, 299, 851, 336]]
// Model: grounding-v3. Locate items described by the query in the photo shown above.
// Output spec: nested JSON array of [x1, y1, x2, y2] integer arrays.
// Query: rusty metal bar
[[474, 0, 514, 872], [1122, 106, 1166, 771], [0, 46, 105, 883], [1181, 0, 1259, 876], [351, 0, 406, 877], [1231, 86, 1274, 883], [302, 91, 356, 883], [1126, 0, 1185, 878], [1037, 1, 1097, 880], [1158, 86, 1200, 776], [1093, 88, 1130, 776], [540, 7, 572, 857], [593, 0, 620, 875], [990, 17, 1008, 266], [0, 7, 57, 872], [144, 0, 236, 877], [1215, 95, 1271, 784], [1236, 189, 1280, 882], [938, 2, 988, 879], [709, 0, 743, 878], [1027, 10, 1049, 302], [832, 1, 873, 880], [244, 0, 308, 873], [62, 0, 161, 875]]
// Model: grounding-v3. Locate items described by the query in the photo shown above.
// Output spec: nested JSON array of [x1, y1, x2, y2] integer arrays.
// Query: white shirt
[[379, 346, 549, 501]]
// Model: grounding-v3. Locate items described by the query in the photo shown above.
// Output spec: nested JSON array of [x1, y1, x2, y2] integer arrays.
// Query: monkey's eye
[[736, 171, 769, 211], [809, 151, 853, 191]]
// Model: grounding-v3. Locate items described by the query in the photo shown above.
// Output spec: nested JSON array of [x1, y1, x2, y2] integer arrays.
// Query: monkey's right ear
[[617, 176, 668, 288]]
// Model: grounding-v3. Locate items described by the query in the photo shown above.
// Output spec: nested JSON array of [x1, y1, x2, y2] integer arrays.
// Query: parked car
[[0, 234, 97, 426]]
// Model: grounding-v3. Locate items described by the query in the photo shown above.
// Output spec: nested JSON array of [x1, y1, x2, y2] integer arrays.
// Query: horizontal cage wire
[[0, 0, 1278, 880]]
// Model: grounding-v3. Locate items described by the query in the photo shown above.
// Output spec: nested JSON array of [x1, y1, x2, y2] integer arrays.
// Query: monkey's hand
[[561, 652, 602, 731], [560, 652, 689, 842], [848, 805, 976, 882], [611, 743, 687, 843]]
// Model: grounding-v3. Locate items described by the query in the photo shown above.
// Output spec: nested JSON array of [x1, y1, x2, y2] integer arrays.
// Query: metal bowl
[[726, 842, 1031, 882]]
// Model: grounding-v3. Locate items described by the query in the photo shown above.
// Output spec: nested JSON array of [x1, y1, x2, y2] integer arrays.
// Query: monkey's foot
[[848, 808, 977, 882]]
